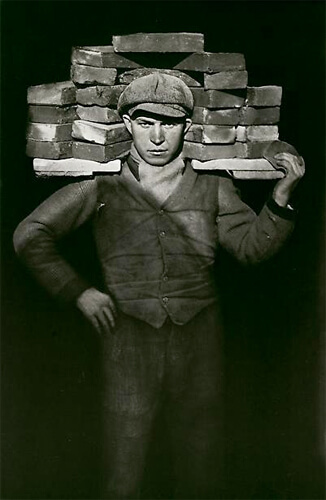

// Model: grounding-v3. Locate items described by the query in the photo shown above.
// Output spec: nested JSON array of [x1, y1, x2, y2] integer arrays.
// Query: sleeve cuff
[[57, 277, 91, 303], [267, 197, 297, 221]]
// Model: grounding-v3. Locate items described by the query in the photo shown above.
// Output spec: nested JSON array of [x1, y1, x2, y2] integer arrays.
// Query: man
[[13, 73, 305, 499]]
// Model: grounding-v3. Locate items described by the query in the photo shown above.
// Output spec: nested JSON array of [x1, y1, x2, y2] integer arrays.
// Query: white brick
[[27, 81, 76, 106], [72, 121, 130, 145], [71, 64, 117, 86], [27, 123, 72, 142]]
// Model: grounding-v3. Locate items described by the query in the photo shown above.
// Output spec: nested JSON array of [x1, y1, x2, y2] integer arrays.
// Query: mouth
[[148, 150, 168, 156]]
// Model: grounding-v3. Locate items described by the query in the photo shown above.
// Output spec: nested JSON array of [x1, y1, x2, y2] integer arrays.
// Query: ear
[[122, 114, 132, 135], [184, 118, 192, 135]]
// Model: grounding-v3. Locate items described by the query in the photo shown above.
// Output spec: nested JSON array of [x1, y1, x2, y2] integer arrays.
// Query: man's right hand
[[76, 287, 117, 336]]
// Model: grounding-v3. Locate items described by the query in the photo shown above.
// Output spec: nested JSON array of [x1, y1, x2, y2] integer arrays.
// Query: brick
[[240, 107, 280, 125], [246, 86, 282, 107], [71, 64, 117, 86], [71, 46, 140, 68], [33, 157, 121, 177], [183, 141, 246, 161], [202, 125, 236, 144], [174, 52, 245, 72], [76, 85, 126, 106], [236, 126, 247, 142], [27, 81, 76, 106], [231, 170, 283, 180], [247, 140, 298, 160], [28, 105, 77, 124], [112, 33, 204, 53], [72, 140, 132, 162], [185, 124, 236, 144], [27, 123, 72, 142], [72, 121, 130, 145], [245, 141, 274, 158], [192, 107, 240, 125], [191, 158, 280, 171], [246, 125, 279, 142], [204, 71, 248, 90], [118, 68, 201, 87], [26, 140, 72, 159], [76, 105, 122, 123], [191, 88, 245, 109]]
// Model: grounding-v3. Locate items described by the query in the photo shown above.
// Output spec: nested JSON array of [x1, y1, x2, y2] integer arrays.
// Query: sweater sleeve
[[216, 176, 296, 265], [13, 180, 98, 302]]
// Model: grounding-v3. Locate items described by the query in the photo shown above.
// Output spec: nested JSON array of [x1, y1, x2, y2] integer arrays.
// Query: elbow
[[237, 254, 265, 268], [13, 220, 30, 257], [231, 241, 274, 267], [13, 218, 43, 258]]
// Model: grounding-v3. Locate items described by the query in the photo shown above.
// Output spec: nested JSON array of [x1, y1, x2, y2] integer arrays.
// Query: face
[[123, 113, 192, 166]]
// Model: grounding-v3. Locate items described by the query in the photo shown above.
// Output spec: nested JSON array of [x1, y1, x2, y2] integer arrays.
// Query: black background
[[1, 1, 325, 498]]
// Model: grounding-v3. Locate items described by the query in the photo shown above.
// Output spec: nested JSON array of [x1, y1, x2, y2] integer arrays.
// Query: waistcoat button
[[162, 296, 169, 304], [159, 231, 166, 237]]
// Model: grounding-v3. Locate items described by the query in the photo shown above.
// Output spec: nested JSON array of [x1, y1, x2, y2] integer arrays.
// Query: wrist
[[76, 287, 95, 306], [272, 187, 291, 208], [267, 197, 297, 221]]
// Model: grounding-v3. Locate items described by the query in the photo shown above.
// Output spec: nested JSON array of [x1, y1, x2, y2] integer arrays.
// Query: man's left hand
[[272, 152, 305, 207]]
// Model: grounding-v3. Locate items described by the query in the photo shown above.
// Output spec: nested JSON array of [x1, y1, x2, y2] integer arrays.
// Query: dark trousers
[[99, 304, 225, 499]]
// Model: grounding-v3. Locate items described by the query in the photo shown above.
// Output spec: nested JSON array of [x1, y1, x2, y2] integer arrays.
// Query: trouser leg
[[99, 314, 167, 499], [165, 305, 225, 499]]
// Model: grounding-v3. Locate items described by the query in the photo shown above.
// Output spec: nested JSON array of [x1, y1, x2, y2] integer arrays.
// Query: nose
[[150, 123, 165, 145]]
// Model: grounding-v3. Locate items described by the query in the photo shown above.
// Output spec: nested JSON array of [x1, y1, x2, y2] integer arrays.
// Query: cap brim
[[127, 103, 188, 118]]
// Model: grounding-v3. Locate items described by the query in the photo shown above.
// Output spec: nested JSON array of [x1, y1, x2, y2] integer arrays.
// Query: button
[[266, 234, 271, 239], [159, 231, 166, 238], [158, 209, 164, 215], [162, 296, 169, 304], [163, 275, 169, 282]]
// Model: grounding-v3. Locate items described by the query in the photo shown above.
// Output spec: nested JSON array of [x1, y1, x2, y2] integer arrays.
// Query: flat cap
[[117, 72, 194, 118]]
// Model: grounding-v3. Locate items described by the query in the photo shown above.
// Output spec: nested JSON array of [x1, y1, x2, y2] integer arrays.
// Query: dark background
[[1, 1, 325, 498]]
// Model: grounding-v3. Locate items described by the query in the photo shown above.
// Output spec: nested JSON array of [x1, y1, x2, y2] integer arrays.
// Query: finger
[[273, 152, 294, 160], [105, 295, 117, 318], [103, 306, 116, 330], [274, 159, 289, 172], [96, 310, 112, 336], [88, 314, 103, 335], [276, 158, 304, 176], [274, 152, 302, 166]]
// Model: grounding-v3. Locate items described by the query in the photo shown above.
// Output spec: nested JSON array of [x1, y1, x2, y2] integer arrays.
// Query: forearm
[[217, 176, 296, 265], [272, 183, 294, 208], [14, 223, 91, 301]]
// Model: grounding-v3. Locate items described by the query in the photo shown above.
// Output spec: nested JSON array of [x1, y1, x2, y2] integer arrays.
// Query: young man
[[13, 73, 305, 499]]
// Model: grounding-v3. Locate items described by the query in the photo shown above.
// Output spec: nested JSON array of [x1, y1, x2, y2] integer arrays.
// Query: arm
[[13, 180, 97, 300], [217, 153, 305, 265], [13, 180, 116, 334]]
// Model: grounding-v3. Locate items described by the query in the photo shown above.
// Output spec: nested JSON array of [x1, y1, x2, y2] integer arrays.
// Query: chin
[[146, 157, 170, 166], [142, 153, 173, 166]]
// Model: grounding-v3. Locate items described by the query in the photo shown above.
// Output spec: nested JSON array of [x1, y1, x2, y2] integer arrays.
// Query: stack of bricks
[[26, 32, 285, 179]]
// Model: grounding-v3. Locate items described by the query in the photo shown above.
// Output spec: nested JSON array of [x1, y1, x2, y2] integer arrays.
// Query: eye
[[163, 123, 176, 129], [138, 121, 151, 128]]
